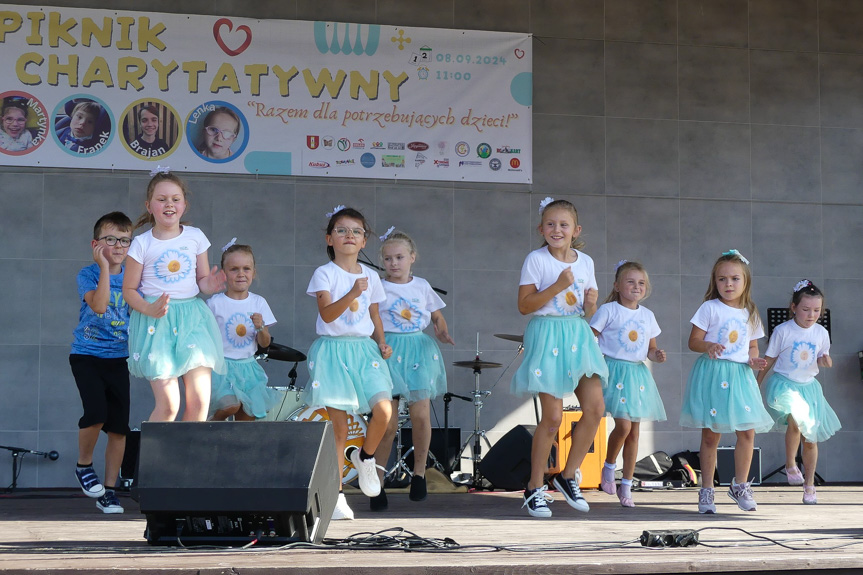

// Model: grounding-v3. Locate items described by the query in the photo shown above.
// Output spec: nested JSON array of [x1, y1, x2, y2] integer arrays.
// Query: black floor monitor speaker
[[133, 421, 338, 546], [478, 425, 536, 491]]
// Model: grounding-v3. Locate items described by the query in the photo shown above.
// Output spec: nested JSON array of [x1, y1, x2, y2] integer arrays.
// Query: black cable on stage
[[692, 526, 863, 552], [5, 524, 863, 556]]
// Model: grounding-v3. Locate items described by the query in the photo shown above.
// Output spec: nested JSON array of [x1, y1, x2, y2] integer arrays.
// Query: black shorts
[[69, 354, 131, 435]]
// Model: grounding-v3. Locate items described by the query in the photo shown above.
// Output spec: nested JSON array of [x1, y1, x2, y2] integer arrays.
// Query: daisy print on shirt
[[790, 340, 817, 369], [342, 288, 370, 326], [386, 297, 424, 332], [154, 248, 193, 283], [553, 278, 586, 316], [617, 319, 647, 354], [224, 312, 255, 349], [717, 317, 747, 356]]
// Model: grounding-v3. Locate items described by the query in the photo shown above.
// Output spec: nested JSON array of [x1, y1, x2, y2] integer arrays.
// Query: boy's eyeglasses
[[98, 236, 132, 247], [332, 227, 368, 238], [204, 126, 238, 140]]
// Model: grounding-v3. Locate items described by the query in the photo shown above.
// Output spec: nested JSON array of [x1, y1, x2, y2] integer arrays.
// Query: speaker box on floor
[[477, 425, 537, 491], [133, 421, 338, 546], [398, 427, 462, 473], [716, 446, 761, 486]]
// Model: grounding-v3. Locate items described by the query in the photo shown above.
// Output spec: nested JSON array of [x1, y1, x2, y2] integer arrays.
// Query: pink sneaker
[[601, 466, 616, 495], [785, 466, 804, 486], [803, 485, 817, 505], [617, 484, 635, 508]]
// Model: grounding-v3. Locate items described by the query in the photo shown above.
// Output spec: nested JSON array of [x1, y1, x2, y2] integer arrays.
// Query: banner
[[0, 5, 532, 182]]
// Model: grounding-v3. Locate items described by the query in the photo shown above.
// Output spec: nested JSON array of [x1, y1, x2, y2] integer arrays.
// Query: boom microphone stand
[[0, 445, 59, 492]]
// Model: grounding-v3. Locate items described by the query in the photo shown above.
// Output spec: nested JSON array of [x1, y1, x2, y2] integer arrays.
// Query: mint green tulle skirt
[[127, 297, 225, 381], [764, 372, 841, 442]]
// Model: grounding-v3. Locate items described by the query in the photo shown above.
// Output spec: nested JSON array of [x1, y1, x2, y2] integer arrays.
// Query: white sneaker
[[350, 450, 382, 497], [727, 478, 757, 511], [698, 487, 716, 514], [331, 493, 354, 520]]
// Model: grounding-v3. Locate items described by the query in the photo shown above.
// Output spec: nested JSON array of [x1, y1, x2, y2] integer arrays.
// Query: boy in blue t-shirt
[[69, 212, 133, 514]]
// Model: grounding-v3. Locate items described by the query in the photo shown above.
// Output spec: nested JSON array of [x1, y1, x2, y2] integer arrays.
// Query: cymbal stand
[[384, 411, 413, 484], [456, 361, 493, 488], [443, 391, 471, 477]]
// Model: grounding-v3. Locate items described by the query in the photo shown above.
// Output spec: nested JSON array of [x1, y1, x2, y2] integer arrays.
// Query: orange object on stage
[[547, 410, 607, 489]]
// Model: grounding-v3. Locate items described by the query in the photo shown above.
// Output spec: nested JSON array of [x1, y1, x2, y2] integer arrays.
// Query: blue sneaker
[[75, 465, 105, 498], [96, 490, 124, 514]]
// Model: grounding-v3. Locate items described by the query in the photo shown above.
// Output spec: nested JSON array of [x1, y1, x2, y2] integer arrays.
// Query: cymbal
[[494, 333, 523, 343], [256, 342, 307, 362], [453, 359, 502, 370]]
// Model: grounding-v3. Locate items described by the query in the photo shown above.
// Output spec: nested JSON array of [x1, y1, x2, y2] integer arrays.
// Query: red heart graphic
[[213, 18, 252, 57], [514, 48, 525, 59]]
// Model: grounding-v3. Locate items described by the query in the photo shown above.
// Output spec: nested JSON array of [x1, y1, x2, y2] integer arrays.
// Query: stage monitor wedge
[[134, 421, 338, 546]]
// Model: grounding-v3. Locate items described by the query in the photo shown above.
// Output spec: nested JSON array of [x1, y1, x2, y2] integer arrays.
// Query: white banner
[[0, 5, 532, 182]]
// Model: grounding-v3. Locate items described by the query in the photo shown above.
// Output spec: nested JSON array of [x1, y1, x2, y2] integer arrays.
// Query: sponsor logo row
[[306, 135, 522, 171]]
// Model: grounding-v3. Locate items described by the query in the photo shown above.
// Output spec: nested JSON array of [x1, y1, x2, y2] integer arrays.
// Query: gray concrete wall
[[3, 0, 863, 488]]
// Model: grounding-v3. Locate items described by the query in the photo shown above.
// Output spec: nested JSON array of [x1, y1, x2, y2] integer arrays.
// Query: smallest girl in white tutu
[[207, 241, 278, 420], [757, 280, 840, 505], [122, 168, 226, 422], [371, 228, 454, 511], [590, 260, 666, 508]]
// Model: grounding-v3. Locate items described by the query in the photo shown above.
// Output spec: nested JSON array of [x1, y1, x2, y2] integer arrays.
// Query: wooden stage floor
[[2, 485, 863, 574]]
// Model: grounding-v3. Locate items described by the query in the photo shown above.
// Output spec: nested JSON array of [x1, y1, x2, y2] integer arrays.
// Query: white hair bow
[[326, 204, 346, 218]]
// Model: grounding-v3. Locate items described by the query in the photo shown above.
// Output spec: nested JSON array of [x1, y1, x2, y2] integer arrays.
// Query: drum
[[288, 405, 368, 485], [264, 387, 306, 422]]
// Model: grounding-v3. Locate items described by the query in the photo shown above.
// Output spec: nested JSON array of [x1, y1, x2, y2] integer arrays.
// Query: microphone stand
[[0, 445, 59, 492]]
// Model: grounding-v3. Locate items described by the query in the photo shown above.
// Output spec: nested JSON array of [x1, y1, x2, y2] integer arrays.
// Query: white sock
[[603, 461, 616, 471], [621, 477, 633, 486]]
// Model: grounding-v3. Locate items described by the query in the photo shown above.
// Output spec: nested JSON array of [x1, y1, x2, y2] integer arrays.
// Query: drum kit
[[255, 332, 528, 490]]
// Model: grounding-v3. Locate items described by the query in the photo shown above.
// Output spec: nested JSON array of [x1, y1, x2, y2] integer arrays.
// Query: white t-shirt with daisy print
[[128, 226, 210, 299], [380, 277, 445, 334], [207, 292, 276, 360], [690, 299, 764, 364], [590, 301, 661, 362], [307, 261, 386, 337], [519, 246, 598, 317], [765, 319, 830, 383]]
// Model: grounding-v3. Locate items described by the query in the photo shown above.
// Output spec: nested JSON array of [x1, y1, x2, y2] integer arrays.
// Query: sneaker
[[96, 490, 124, 514], [369, 489, 388, 511], [617, 484, 635, 508], [698, 488, 716, 514], [332, 493, 354, 520], [522, 485, 552, 518], [727, 478, 757, 511], [551, 470, 589, 512], [75, 465, 105, 498], [785, 466, 804, 486], [409, 475, 427, 502], [600, 465, 616, 495], [349, 450, 382, 497], [803, 485, 817, 505]]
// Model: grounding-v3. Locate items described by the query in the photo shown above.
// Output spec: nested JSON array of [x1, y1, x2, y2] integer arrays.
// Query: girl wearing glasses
[[303, 205, 394, 521], [197, 107, 240, 160]]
